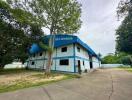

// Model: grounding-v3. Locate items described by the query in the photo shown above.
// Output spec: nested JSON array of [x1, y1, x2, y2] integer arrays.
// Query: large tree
[[117, 0, 132, 19], [116, 0, 132, 66], [116, 0, 132, 54], [0, 0, 43, 67], [9, 0, 82, 74], [116, 15, 132, 54]]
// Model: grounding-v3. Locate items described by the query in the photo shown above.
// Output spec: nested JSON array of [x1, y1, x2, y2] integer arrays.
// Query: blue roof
[[29, 34, 99, 58]]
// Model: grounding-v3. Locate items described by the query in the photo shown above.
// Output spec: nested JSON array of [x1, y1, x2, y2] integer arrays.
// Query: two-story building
[[26, 34, 101, 73]]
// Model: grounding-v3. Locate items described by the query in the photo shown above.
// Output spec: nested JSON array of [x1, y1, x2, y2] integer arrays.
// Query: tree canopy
[[116, 0, 132, 54], [0, 0, 43, 67]]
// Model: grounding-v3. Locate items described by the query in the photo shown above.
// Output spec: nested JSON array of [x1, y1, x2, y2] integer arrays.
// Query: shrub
[[121, 56, 132, 67]]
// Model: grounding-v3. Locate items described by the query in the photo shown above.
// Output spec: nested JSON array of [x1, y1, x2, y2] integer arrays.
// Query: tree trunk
[[45, 34, 55, 75]]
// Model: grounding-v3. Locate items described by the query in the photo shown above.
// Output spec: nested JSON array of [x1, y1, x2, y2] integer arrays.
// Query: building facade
[[26, 35, 101, 73]]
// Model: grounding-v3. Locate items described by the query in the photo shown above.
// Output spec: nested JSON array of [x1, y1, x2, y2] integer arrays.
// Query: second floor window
[[61, 47, 67, 52], [77, 47, 80, 52]]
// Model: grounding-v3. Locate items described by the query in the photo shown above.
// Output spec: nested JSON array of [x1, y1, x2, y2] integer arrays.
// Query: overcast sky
[[76, 0, 122, 56]]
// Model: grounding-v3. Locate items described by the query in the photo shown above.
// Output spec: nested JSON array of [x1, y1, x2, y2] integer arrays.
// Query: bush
[[121, 56, 132, 67]]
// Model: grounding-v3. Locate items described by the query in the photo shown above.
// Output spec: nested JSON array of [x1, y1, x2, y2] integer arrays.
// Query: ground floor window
[[60, 59, 69, 65], [31, 61, 35, 65]]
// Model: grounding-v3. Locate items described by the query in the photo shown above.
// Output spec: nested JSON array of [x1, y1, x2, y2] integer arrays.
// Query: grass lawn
[[0, 69, 79, 93], [118, 67, 132, 72]]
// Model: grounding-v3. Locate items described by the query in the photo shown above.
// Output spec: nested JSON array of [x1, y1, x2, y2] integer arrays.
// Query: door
[[90, 61, 93, 69], [78, 60, 81, 74]]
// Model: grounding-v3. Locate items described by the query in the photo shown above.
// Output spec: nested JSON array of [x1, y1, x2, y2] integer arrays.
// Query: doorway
[[77, 60, 81, 74], [90, 61, 93, 69]]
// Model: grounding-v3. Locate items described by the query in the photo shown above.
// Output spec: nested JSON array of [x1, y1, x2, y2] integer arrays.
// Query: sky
[[76, 0, 122, 56]]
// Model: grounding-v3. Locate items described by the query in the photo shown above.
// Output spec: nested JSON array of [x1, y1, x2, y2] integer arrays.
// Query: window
[[39, 52, 43, 56], [60, 59, 69, 65], [31, 61, 35, 65], [61, 47, 67, 52], [83, 61, 85, 66], [77, 47, 80, 52]]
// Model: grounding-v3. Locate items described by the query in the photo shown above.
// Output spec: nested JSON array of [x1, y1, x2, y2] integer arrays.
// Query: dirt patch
[[0, 71, 65, 86]]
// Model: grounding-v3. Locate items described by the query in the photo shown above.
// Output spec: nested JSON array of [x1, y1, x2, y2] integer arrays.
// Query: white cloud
[[76, 0, 122, 56]]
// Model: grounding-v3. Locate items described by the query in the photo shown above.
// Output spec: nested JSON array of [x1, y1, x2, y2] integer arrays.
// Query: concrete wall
[[92, 57, 100, 69], [27, 44, 75, 72], [101, 64, 124, 68], [75, 44, 89, 59], [74, 44, 91, 72]]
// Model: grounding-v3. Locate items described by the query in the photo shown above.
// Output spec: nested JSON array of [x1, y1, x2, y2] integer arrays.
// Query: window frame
[[61, 47, 67, 52], [77, 47, 80, 52], [59, 59, 69, 66]]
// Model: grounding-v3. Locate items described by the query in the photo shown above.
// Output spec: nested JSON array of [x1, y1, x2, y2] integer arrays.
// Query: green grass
[[118, 66, 132, 72], [0, 68, 31, 75], [0, 69, 78, 93]]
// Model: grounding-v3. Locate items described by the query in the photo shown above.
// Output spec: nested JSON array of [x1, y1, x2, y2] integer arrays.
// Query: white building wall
[[35, 60, 44, 69], [92, 57, 100, 69], [74, 44, 90, 72], [56, 44, 74, 57], [27, 44, 74, 72], [75, 44, 89, 59], [55, 58, 74, 72], [27, 43, 100, 73], [75, 58, 90, 72]]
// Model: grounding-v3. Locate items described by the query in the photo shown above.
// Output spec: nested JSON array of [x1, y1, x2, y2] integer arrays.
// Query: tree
[[117, 0, 132, 19], [116, 15, 132, 54], [102, 55, 120, 64], [0, 0, 43, 68], [116, 0, 132, 65], [35, 0, 82, 74], [101, 53, 128, 64], [10, 0, 82, 74], [121, 55, 132, 67]]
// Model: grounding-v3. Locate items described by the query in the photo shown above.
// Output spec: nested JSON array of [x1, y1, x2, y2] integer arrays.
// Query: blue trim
[[27, 56, 100, 63], [27, 56, 88, 61], [73, 44, 76, 73], [53, 56, 74, 59], [76, 56, 89, 61]]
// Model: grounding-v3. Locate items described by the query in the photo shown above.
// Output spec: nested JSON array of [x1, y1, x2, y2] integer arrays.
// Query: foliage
[[0, 19, 29, 67], [120, 55, 132, 66], [102, 55, 120, 64], [0, 0, 44, 67], [116, 0, 132, 54], [116, 14, 132, 54], [102, 52, 128, 64], [117, 0, 132, 19]]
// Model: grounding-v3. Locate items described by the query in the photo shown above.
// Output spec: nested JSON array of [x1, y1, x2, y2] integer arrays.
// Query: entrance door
[[78, 60, 81, 74], [90, 61, 93, 69]]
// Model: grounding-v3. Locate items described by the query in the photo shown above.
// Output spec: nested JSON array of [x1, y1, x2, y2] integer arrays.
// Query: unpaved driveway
[[0, 68, 132, 100]]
